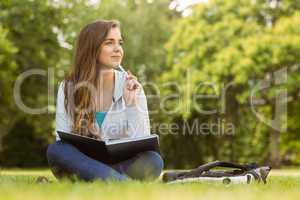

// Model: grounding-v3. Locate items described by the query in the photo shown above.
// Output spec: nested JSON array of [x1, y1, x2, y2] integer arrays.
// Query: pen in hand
[[118, 65, 139, 90]]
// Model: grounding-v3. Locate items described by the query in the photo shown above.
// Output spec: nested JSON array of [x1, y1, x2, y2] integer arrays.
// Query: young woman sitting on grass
[[46, 20, 163, 182]]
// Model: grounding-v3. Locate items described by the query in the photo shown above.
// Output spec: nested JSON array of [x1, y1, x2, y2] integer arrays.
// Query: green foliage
[[1, 0, 300, 168], [0, 119, 48, 167], [161, 0, 300, 167], [0, 0, 67, 165], [0, 24, 17, 133], [0, 0, 174, 167]]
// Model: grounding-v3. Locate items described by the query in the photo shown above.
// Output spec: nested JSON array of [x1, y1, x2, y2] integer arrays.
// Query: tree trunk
[[269, 127, 281, 168], [268, 102, 281, 168]]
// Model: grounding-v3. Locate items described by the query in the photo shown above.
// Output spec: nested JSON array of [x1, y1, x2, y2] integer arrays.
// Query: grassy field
[[0, 168, 299, 200]]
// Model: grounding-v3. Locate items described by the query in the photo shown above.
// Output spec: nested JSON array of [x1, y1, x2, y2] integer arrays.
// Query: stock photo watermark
[[13, 66, 288, 134]]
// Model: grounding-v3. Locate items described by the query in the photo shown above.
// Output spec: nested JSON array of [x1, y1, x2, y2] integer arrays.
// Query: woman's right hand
[[123, 71, 141, 107]]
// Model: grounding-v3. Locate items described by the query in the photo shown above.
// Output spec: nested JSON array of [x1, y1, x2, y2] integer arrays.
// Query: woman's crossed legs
[[46, 141, 163, 182]]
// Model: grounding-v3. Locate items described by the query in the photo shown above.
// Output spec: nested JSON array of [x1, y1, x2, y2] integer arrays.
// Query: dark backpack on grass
[[162, 161, 271, 184]]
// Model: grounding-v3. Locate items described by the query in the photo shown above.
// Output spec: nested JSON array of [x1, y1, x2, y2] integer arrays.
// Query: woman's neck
[[95, 68, 115, 112], [98, 68, 115, 91]]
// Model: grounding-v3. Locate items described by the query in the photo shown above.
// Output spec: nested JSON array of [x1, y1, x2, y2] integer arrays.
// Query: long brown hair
[[63, 20, 120, 139]]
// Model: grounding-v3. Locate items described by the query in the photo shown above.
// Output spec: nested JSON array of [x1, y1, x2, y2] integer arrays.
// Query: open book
[[57, 131, 160, 164]]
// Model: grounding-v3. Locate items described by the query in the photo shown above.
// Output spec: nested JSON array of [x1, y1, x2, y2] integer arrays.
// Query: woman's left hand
[[123, 71, 141, 107]]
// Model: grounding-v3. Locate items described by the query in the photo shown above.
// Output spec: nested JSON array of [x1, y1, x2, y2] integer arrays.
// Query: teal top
[[95, 111, 107, 127]]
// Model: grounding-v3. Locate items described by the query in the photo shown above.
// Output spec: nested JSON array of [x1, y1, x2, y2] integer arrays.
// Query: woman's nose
[[113, 44, 122, 52]]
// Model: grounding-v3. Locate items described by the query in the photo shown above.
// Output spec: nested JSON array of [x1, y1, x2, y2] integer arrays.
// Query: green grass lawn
[[0, 168, 299, 200]]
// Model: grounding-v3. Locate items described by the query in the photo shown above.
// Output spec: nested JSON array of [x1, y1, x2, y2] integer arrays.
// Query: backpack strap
[[178, 161, 258, 179]]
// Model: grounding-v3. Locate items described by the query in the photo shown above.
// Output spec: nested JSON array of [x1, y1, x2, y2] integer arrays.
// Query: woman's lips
[[111, 56, 121, 60]]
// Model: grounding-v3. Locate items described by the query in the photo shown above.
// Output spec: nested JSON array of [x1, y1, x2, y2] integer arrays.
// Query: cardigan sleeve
[[55, 81, 72, 141], [125, 86, 151, 138]]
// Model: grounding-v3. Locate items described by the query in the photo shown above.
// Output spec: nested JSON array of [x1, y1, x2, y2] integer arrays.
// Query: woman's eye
[[105, 41, 123, 46]]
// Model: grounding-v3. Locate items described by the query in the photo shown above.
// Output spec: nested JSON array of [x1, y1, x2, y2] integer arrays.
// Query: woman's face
[[98, 27, 124, 69]]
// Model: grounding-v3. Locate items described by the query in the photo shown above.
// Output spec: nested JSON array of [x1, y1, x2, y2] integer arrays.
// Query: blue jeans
[[46, 141, 164, 182]]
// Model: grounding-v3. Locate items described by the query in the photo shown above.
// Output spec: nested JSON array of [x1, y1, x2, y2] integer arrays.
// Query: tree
[[161, 0, 300, 167], [0, 24, 17, 151], [0, 0, 66, 165]]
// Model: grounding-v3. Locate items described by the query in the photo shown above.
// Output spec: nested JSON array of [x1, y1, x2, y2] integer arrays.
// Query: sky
[[170, 0, 209, 16], [85, 0, 208, 10], [80, 0, 209, 17], [174, 0, 208, 11]]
